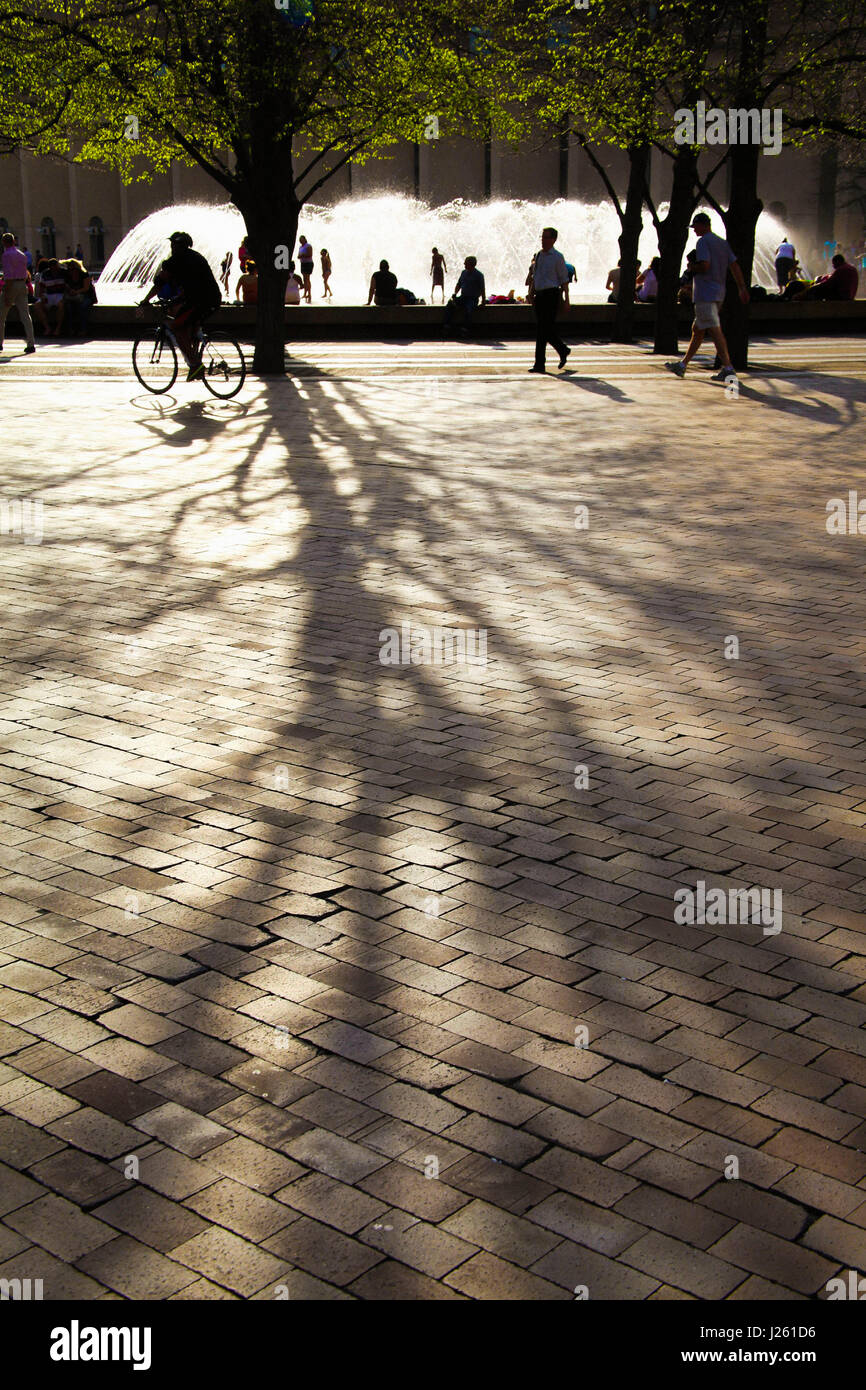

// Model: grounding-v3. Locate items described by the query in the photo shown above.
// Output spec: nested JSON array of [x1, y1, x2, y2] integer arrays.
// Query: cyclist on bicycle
[[138, 231, 222, 380]]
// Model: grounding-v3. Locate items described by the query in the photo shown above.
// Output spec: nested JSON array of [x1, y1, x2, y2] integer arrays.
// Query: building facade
[[0, 137, 858, 270]]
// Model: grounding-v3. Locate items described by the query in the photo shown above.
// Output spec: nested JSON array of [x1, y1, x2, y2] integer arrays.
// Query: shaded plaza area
[[1, 339, 865, 1300]]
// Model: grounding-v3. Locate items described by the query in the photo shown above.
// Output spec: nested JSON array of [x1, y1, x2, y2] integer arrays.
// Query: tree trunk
[[722, 142, 761, 371], [235, 179, 300, 376], [613, 143, 650, 344], [653, 146, 698, 354]]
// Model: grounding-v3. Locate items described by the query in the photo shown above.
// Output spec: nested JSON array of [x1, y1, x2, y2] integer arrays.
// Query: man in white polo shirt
[[528, 226, 571, 374], [0, 233, 36, 354], [665, 212, 748, 382]]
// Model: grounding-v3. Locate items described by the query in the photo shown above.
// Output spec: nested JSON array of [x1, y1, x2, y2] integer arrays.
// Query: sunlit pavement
[[2, 333, 866, 377], [0, 338, 865, 1300]]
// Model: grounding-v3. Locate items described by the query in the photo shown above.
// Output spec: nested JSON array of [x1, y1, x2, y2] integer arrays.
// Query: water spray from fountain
[[97, 195, 792, 305]]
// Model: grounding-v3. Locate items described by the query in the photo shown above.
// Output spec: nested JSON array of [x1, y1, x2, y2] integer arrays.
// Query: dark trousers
[[444, 294, 480, 330], [533, 287, 567, 368], [774, 255, 794, 289]]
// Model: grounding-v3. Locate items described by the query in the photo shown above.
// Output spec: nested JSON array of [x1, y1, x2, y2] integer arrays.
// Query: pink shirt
[[1, 246, 29, 281]]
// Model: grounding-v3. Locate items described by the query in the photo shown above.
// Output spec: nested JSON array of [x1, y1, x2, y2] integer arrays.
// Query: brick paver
[[1, 339, 866, 1299]]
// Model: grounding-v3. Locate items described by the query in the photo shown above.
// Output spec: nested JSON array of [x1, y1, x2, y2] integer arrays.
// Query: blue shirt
[[694, 232, 736, 303], [532, 248, 569, 292], [456, 267, 485, 301]]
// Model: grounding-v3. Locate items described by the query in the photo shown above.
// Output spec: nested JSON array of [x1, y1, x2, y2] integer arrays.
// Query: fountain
[[96, 194, 794, 305]]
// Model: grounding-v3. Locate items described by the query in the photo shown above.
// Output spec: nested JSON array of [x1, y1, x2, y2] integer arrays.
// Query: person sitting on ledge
[[780, 262, 810, 299], [636, 256, 659, 302], [444, 255, 486, 334], [794, 253, 858, 302], [285, 260, 303, 305], [236, 259, 258, 305], [677, 250, 697, 304], [61, 258, 95, 336], [606, 261, 622, 303], [367, 259, 398, 306]]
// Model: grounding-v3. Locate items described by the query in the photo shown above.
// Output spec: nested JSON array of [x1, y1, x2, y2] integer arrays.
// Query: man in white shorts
[[665, 212, 749, 381]]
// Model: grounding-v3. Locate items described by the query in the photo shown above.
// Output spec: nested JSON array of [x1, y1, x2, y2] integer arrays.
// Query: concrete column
[[68, 160, 80, 254], [488, 140, 503, 199], [417, 139, 434, 202], [566, 136, 581, 202], [19, 150, 33, 251], [119, 171, 129, 240]]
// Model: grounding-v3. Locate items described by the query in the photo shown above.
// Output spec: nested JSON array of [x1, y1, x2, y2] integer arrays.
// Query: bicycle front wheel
[[201, 335, 247, 398], [132, 332, 178, 394]]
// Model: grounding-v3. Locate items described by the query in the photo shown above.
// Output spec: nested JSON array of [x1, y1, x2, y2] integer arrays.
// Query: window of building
[[87, 215, 105, 268], [39, 216, 56, 258]]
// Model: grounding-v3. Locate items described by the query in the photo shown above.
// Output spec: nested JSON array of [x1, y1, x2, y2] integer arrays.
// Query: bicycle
[[132, 308, 246, 399]]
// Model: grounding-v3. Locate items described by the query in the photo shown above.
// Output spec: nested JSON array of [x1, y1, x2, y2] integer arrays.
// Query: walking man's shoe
[[528, 366, 546, 374], [558, 346, 571, 370], [711, 366, 736, 381], [24, 344, 36, 354], [665, 360, 686, 378]]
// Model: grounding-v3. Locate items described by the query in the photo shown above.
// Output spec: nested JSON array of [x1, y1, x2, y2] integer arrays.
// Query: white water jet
[[97, 194, 793, 305]]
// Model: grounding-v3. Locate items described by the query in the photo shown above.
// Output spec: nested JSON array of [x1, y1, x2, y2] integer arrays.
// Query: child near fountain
[[321, 249, 333, 299]]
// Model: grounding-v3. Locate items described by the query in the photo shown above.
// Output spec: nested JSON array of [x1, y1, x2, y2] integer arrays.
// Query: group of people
[[772, 236, 859, 302], [223, 235, 333, 306], [0, 233, 96, 352], [2, 214, 861, 383], [606, 257, 663, 303]]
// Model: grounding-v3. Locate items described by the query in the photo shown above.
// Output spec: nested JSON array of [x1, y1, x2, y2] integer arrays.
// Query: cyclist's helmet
[[169, 231, 193, 250]]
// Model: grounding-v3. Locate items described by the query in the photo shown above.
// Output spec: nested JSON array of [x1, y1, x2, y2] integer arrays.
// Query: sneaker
[[711, 367, 736, 382], [24, 345, 36, 355], [665, 360, 686, 378], [558, 347, 572, 370], [187, 363, 205, 381]]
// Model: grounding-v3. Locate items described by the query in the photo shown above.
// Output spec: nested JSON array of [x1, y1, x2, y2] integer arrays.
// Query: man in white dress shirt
[[528, 227, 571, 374]]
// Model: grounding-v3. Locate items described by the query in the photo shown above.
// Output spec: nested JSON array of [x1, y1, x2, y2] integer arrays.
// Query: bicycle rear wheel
[[132, 332, 178, 393], [201, 334, 247, 398]]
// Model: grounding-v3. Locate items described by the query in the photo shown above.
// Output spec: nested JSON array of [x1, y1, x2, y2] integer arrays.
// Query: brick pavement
[[1, 340, 865, 1300]]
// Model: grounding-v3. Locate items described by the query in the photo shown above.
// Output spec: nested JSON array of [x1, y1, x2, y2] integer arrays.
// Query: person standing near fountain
[[298, 236, 314, 302], [528, 227, 571, 374], [220, 250, 233, 298], [321, 249, 333, 298], [431, 248, 447, 303], [0, 232, 36, 354]]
